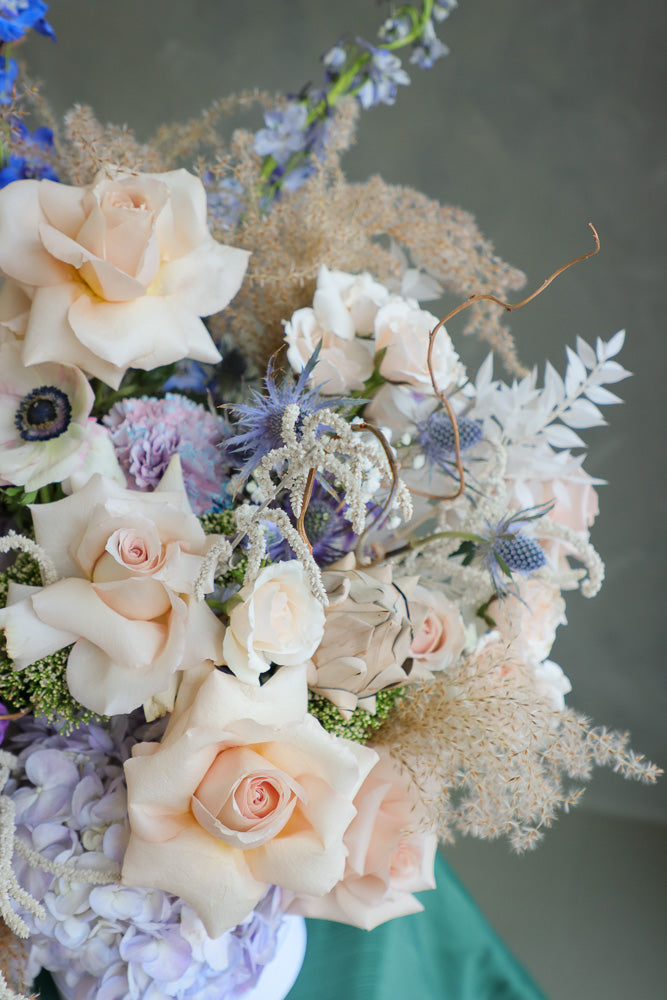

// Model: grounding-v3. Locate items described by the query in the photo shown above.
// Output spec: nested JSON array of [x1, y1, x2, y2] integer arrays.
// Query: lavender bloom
[[104, 394, 232, 515], [0, 122, 58, 187], [253, 103, 311, 166], [205, 176, 245, 231], [410, 20, 449, 70], [4, 713, 288, 1000], [0, 0, 55, 43]]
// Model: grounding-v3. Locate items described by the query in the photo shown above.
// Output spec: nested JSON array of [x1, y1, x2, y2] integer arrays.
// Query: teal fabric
[[286, 853, 547, 1000], [34, 854, 546, 1000]]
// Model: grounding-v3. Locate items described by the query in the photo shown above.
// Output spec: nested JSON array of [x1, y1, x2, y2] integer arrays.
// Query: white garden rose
[[0, 167, 250, 388], [374, 299, 464, 391], [222, 561, 326, 685]]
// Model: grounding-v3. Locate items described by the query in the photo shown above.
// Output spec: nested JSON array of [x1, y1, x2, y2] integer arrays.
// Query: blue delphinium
[[227, 349, 343, 483], [205, 175, 245, 231], [0, 0, 55, 43], [324, 40, 410, 110], [0, 121, 58, 186], [415, 409, 483, 472], [410, 19, 449, 70], [0, 54, 17, 103]]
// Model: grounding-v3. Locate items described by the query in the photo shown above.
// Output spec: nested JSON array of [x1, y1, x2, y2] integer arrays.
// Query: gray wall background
[[23, 2, 666, 997]]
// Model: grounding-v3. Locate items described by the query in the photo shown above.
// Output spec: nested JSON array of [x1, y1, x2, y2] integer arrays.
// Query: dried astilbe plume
[[375, 639, 661, 852]]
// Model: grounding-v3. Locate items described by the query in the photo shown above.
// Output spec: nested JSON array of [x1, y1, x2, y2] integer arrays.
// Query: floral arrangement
[[0, 3, 660, 999]]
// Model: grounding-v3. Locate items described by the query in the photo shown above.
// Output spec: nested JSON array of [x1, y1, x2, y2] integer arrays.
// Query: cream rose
[[121, 663, 378, 937], [284, 266, 385, 393], [288, 749, 437, 929], [374, 300, 464, 391], [222, 561, 326, 685], [308, 560, 414, 718], [0, 168, 250, 388], [0, 458, 224, 715]]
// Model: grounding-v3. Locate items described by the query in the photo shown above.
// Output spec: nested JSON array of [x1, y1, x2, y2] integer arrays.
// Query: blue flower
[[227, 348, 342, 483], [475, 506, 550, 593], [253, 102, 311, 166], [415, 409, 483, 471], [0, 0, 55, 43], [355, 44, 411, 110], [0, 55, 17, 104], [205, 175, 245, 230], [410, 21, 449, 70], [0, 121, 58, 186]]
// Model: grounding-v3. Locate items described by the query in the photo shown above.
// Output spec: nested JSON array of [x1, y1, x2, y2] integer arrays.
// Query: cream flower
[[0, 458, 224, 715], [0, 340, 96, 491], [222, 561, 326, 686], [308, 560, 414, 718], [0, 168, 250, 388], [121, 663, 378, 937], [374, 299, 464, 391], [284, 266, 386, 393], [288, 749, 437, 929]]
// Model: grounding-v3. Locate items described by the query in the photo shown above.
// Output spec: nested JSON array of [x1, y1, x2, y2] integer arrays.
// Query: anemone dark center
[[15, 385, 72, 442]]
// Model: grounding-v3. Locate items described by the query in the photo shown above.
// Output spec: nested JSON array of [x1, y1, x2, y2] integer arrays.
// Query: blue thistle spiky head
[[415, 409, 483, 470], [226, 347, 345, 483], [481, 506, 550, 593]]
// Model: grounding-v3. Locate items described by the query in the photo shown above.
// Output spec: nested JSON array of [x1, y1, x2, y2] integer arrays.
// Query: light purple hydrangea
[[104, 394, 232, 515], [4, 713, 288, 1000]]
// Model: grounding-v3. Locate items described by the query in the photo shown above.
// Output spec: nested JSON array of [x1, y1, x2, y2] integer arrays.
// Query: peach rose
[[288, 749, 437, 929], [121, 663, 378, 937], [0, 458, 224, 715], [492, 578, 566, 664], [0, 168, 250, 387], [374, 300, 464, 392], [407, 583, 466, 673], [222, 561, 326, 685]]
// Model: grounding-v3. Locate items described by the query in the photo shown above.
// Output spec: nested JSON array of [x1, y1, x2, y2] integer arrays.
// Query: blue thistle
[[226, 348, 345, 483], [265, 479, 363, 567], [415, 409, 483, 471], [452, 504, 550, 595]]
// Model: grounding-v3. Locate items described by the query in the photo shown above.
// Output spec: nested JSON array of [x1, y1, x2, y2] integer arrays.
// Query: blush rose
[[121, 663, 378, 937], [287, 749, 437, 929], [0, 458, 224, 715]]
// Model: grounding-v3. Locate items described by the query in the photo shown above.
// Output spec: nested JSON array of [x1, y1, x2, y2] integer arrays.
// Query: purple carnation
[[104, 393, 232, 515]]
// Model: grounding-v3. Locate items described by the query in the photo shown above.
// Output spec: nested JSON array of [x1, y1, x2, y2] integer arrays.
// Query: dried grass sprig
[[375, 641, 661, 852]]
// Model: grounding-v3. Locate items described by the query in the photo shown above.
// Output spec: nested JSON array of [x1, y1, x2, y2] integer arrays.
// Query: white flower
[[222, 561, 326, 685], [0, 168, 250, 388], [284, 266, 388, 393], [0, 340, 97, 491], [374, 299, 464, 391]]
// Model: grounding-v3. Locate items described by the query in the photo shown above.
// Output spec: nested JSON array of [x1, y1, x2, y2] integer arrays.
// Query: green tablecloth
[[34, 854, 546, 1000]]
